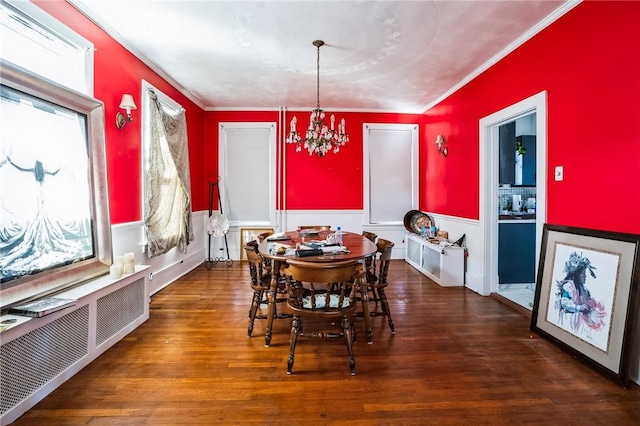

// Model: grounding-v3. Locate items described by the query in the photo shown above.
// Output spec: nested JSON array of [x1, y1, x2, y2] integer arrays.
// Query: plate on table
[[266, 235, 290, 241]]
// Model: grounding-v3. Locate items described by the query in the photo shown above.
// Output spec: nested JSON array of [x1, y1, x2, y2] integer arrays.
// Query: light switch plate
[[555, 166, 564, 181]]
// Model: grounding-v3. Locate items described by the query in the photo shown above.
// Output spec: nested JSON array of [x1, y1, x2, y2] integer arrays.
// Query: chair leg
[[247, 290, 262, 338], [287, 315, 301, 375], [378, 287, 395, 334], [342, 317, 356, 375]]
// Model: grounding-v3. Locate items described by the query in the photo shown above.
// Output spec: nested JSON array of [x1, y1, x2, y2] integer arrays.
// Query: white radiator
[[0, 268, 149, 425]]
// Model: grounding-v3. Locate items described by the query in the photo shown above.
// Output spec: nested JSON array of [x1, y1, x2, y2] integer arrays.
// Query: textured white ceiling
[[71, 0, 571, 113]]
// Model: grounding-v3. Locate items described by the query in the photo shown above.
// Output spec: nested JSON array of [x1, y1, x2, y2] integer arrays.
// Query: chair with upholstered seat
[[357, 238, 395, 333], [244, 241, 289, 338], [284, 259, 364, 375]]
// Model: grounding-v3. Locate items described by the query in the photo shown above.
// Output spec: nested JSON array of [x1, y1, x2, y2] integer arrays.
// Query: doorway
[[479, 91, 547, 304], [496, 115, 538, 309]]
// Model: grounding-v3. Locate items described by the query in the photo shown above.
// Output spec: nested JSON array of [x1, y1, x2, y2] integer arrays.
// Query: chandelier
[[286, 40, 349, 158]]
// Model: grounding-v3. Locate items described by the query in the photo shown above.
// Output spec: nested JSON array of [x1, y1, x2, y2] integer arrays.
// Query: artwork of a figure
[[554, 251, 607, 335], [0, 156, 88, 281], [0, 88, 93, 284]]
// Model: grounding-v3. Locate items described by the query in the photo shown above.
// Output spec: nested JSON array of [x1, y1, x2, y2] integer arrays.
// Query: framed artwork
[[1, 61, 112, 309], [239, 228, 274, 260], [531, 224, 640, 388]]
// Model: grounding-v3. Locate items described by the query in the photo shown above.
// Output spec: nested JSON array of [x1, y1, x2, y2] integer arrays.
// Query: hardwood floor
[[11, 260, 639, 425]]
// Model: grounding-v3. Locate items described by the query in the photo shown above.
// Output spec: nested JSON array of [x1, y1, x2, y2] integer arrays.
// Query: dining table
[[258, 229, 377, 347]]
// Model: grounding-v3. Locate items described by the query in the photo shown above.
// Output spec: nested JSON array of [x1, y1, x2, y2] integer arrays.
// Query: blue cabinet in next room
[[498, 222, 536, 284]]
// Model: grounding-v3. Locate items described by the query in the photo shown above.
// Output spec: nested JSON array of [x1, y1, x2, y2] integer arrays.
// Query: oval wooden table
[[258, 230, 377, 347]]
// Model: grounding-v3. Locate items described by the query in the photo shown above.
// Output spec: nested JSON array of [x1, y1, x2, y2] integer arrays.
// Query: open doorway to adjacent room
[[479, 91, 547, 313]]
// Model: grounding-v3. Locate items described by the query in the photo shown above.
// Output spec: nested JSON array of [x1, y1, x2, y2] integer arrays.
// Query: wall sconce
[[435, 134, 448, 157], [116, 94, 137, 129]]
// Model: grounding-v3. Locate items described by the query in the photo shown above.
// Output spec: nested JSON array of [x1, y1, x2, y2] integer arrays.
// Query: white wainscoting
[[206, 210, 408, 260], [111, 211, 206, 296]]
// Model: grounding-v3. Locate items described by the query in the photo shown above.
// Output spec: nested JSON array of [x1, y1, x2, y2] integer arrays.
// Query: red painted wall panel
[[422, 1, 640, 233], [204, 111, 420, 210], [32, 1, 206, 223], [202, 111, 280, 210]]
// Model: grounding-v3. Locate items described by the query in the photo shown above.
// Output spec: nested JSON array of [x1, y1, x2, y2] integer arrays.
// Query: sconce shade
[[435, 134, 448, 157], [116, 94, 137, 129], [119, 94, 137, 111]]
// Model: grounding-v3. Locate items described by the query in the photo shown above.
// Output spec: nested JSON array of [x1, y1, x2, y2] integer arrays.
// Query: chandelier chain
[[316, 42, 321, 110]]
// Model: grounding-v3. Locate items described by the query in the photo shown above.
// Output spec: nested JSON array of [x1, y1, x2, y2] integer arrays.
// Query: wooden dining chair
[[362, 231, 377, 243], [244, 241, 289, 338], [284, 259, 364, 375], [298, 225, 332, 231], [257, 231, 273, 242], [361, 231, 378, 282], [356, 238, 395, 334]]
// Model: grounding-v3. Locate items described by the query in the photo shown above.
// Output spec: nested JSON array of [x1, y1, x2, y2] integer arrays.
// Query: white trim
[[206, 106, 417, 114], [142, 80, 182, 112], [479, 91, 547, 296], [363, 123, 419, 226], [419, 1, 580, 114]]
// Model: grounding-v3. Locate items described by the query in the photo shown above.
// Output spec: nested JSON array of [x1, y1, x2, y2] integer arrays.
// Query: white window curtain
[[144, 88, 193, 258]]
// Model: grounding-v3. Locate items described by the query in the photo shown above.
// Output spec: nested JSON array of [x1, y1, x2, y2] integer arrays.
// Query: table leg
[[358, 275, 373, 344], [264, 259, 281, 347]]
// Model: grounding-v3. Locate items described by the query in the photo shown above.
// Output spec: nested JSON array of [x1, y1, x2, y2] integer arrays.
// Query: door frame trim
[[479, 91, 547, 296]]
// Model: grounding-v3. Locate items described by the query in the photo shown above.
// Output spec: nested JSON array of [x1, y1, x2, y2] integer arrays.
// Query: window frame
[[218, 122, 277, 228], [363, 123, 419, 226], [0, 0, 94, 96]]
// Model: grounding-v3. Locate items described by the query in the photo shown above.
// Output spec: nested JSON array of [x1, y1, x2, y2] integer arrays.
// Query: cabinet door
[[406, 236, 421, 266], [499, 122, 516, 185], [519, 135, 536, 185], [498, 223, 536, 284]]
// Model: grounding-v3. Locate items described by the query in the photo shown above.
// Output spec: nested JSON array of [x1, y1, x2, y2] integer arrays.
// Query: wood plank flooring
[[10, 260, 640, 425]]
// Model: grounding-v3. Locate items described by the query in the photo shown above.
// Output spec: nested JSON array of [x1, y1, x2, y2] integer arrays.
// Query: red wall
[[32, 1, 640, 234], [32, 1, 206, 223], [422, 1, 640, 234], [204, 111, 420, 210]]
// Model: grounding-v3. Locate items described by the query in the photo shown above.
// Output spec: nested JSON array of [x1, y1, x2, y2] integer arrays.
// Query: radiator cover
[[0, 268, 149, 425]]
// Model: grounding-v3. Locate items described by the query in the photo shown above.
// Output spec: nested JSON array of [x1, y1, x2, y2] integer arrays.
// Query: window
[[218, 123, 276, 226], [0, 0, 93, 95], [363, 124, 418, 225], [141, 81, 193, 258]]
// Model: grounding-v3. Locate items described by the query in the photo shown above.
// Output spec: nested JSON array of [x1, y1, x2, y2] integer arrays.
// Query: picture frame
[[239, 227, 274, 260], [531, 224, 640, 388], [1, 60, 112, 310]]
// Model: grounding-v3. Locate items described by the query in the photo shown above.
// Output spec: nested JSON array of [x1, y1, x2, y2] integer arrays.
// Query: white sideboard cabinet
[[404, 233, 465, 287]]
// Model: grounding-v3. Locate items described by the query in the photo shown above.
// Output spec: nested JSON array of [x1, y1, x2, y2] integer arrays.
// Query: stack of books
[[9, 297, 77, 318]]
